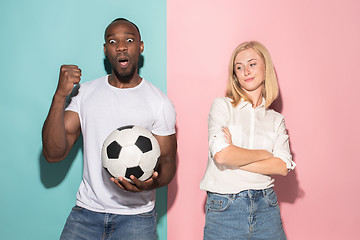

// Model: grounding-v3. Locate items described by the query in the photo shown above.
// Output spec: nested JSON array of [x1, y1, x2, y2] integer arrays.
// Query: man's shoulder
[[80, 75, 107, 88], [141, 79, 169, 99], [74, 75, 107, 97]]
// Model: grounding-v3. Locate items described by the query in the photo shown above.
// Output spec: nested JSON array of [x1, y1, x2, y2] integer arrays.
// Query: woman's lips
[[244, 77, 254, 82]]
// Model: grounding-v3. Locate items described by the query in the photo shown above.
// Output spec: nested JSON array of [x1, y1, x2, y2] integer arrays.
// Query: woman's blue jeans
[[204, 188, 287, 240], [60, 206, 157, 240]]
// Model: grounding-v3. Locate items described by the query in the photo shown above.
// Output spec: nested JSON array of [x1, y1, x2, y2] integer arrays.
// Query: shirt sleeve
[[65, 84, 81, 113], [273, 118, 296, 170], [152, 96, 176, 136], [208, 98, 231, 158]]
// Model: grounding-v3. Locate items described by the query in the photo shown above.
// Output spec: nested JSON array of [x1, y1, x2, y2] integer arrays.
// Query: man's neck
[[108, 74, 142, 89]]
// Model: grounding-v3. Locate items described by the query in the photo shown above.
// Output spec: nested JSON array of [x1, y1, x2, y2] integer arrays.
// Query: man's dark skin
[[42, 19, 177, 192]]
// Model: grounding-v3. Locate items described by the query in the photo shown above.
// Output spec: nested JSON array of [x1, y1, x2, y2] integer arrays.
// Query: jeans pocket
[[206, 193, 231, 212], [264, 188, 279, 207]]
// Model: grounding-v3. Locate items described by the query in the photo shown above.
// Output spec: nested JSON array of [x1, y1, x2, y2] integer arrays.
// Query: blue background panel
[[0, 0, 168, 239]]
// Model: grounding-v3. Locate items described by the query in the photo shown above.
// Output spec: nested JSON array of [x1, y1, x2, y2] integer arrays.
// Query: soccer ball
[[101, 125, 160, 182]]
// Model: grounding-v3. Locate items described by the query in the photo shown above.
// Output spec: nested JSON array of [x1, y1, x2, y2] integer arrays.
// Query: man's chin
[[113, 68, 136, 83]]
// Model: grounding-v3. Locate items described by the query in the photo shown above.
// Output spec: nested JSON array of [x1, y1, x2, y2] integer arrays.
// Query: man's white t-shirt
[[66, 75, 176, 215]]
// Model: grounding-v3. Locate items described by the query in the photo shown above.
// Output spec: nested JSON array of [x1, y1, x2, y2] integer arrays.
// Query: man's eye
[[127, 39, 134, 42], [109, 39, 116, 44]]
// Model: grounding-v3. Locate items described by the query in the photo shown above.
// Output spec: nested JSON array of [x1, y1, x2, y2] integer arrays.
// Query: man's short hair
[[104, 18, 141, 40]]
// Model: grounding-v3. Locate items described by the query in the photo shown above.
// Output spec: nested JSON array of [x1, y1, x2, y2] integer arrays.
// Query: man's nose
[[116, 42, 127, 52]]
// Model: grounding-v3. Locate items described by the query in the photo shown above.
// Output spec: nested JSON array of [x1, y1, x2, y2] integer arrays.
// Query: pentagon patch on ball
[[101, 125, 160, 182]]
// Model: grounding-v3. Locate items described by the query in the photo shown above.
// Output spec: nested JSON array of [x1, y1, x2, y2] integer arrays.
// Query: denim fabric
[[204, 188, 286, 240], [60, 206, 157, 240]]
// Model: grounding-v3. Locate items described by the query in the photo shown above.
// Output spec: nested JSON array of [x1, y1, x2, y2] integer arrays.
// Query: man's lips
[[119, 60, 129, 67], [117, 56, 130, 67]]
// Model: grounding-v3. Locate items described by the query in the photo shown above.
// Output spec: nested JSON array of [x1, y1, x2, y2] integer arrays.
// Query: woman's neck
[[245, 88, 263, 108]]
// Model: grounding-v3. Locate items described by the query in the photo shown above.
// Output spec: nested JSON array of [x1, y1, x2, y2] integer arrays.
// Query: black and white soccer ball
[[102, 125, 160, 182]]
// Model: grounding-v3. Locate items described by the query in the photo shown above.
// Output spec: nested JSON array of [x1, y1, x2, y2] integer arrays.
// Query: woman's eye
[[237, 66, 243, 70], [250, 63, 256, 67], [109, 39, 115, 44]]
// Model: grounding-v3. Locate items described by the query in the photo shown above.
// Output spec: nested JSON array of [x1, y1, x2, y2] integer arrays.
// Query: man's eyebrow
[[106, 32, 136, 39]]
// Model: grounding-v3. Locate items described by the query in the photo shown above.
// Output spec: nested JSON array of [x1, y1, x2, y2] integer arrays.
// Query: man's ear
[[103, 44, 107, 56], [140, 41, 144, 53]]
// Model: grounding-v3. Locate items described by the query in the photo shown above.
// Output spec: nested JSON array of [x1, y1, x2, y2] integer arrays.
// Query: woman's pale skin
[[214, 48, 288, 176]]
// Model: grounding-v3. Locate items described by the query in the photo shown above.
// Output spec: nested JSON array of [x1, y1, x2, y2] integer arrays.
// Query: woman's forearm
[[239, 157, 288, 176], [214, 144, 273, 167]]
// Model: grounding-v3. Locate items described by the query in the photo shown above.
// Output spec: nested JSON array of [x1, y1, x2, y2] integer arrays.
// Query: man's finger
[[118, 177, 140, 192], [110, 177, 125, 190]]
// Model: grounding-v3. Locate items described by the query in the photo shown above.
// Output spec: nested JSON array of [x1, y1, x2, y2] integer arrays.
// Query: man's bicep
[[153, 134, 177, 186], [64, 110, 81, 146], [154, 134, 177, 158]]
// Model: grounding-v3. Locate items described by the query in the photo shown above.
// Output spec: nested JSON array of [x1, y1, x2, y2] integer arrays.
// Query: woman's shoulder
[[212, 97, 232, 105], [210, 97, 234, 109], [266, 108, 285, 120]]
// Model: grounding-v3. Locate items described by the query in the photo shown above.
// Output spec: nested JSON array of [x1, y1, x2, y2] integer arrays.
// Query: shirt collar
[[237, 97, 266, 110]]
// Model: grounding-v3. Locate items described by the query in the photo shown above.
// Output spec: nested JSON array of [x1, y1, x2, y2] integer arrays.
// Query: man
[[42, 18, 177, 239]]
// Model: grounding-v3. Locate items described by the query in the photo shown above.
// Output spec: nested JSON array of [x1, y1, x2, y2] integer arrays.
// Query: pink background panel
[[167, 0, 360, 239]]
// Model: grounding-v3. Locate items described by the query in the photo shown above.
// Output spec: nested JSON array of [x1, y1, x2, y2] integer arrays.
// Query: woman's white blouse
[[200, 97, 296, 194]]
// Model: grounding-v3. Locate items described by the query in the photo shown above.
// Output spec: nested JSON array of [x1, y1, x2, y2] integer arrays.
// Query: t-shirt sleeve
[[151, 96, 176, 136], [65, 84, 81, 113]]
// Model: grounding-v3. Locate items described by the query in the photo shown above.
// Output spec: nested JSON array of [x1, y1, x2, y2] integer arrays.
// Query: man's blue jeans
[[204, 188, 287, 240], [60, 206, 157, 240]]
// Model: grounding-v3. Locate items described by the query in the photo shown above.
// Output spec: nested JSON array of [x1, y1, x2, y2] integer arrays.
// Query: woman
[[200, 41, 296, 240]]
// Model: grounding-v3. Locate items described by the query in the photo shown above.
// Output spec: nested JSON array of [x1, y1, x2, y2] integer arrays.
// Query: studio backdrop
[[1, 0, 360, 239]]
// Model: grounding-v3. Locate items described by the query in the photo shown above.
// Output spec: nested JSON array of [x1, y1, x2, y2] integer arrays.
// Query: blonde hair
[[225, 41, 278, 108]]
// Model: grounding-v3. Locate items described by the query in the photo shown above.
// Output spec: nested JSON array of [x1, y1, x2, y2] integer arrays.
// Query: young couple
[[42, 18, 295, 240]]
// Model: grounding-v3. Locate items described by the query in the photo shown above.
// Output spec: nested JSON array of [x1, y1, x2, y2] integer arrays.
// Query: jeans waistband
[[208, 188, 273, 199], [236, 189, 267, 198]]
